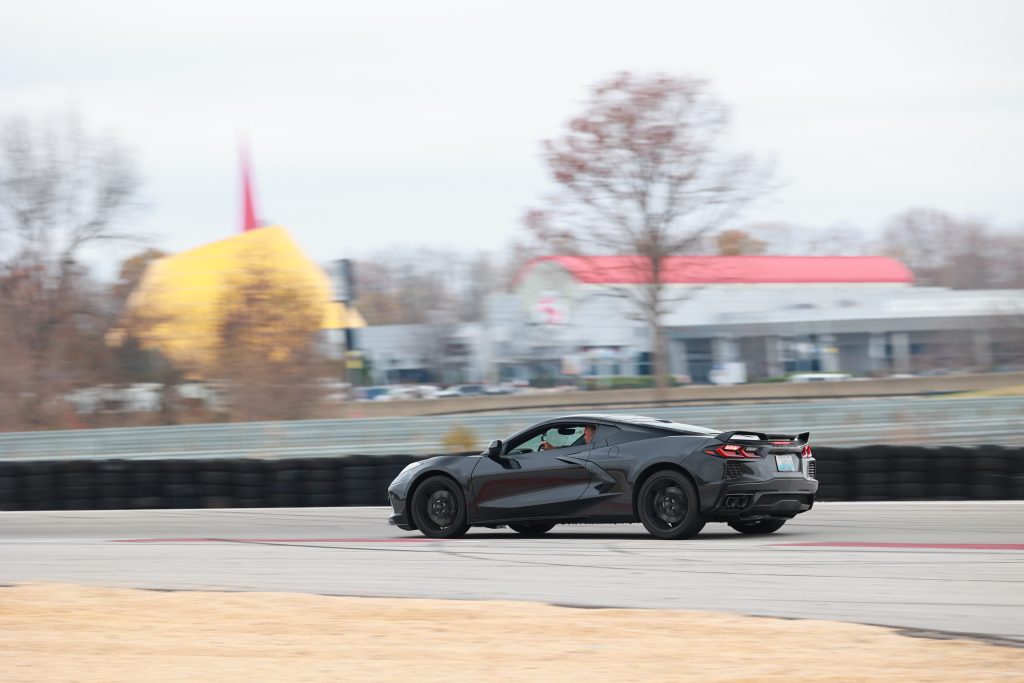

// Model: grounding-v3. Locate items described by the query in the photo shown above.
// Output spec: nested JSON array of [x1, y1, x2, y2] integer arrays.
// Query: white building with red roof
[[490, 255, 1022, 384]]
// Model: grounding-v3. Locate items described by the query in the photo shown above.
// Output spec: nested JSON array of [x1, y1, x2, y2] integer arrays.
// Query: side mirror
[[487, 439, 503, 457]]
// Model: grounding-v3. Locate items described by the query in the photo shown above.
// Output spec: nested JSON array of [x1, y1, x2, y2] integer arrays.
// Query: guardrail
[[1, 446, 1021, 511], [340, 371, 1024, 418], [1, 396, 1023, 461]]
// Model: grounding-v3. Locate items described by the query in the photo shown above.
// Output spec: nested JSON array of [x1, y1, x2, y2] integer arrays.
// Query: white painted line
[[815, 500, 1024, 506], [3, 501, 1024, 518]]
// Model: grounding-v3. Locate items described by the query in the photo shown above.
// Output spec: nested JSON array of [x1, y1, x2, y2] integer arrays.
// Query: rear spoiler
[[715, 431, 810, 446]]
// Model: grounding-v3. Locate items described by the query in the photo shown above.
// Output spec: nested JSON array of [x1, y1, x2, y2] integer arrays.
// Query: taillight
[[802, 445, 813, 458], [704, 444, 760, 459]]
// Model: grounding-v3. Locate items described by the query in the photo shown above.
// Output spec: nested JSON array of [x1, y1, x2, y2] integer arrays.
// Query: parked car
[[414, 385, 441, 399], [355, 386, 396, 401], [356, 384, 442, 401], [483, 384, 518, 395], [435, 384, 487, 398], [787, 373, 852, 383]]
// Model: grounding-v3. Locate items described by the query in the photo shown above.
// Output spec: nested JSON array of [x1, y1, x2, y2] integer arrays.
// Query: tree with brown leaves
[[525, 73, 769, 387], [213, 248, 326, 421], [715, 228, 766, 256]]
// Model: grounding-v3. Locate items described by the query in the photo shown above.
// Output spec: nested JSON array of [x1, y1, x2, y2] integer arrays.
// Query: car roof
[[556, 413, 720, 435]]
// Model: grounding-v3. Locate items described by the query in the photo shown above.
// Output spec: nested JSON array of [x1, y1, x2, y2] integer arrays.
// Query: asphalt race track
[[2, 502, 1022, 643]]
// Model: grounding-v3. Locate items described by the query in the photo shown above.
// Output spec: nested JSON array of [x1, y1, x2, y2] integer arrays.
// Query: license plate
[[775, 454, 797, 472]]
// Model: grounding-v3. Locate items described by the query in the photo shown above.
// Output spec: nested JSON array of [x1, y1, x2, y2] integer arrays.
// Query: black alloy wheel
[[637, 469, 706, 540], [728, 518, 787, 535], [410, 476, 469, 539], [508, 522, 556, 536]]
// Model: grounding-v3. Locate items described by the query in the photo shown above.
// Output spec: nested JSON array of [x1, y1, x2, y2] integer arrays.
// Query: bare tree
[[880, 209, 1024, 289], [355, 249, 456, 325], [525, 73, 769, 387], [0, 114, 141, 428], [354, 247, 505, 326], [740, 221, 869, 256], [879, 209, 959, 286]]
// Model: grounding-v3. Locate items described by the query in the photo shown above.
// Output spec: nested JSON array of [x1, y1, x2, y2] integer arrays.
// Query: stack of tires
[[812, 445, 1023, 501], [809, 446, 897, 501], [967, 445, 1019, 500], [809, 447, 850, 501], [0, 455, 422, 511], [262, 455, 418, 508]]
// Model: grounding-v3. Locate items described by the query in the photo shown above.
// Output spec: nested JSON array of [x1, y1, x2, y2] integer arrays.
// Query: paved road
[[2, 502, 1022, 642]]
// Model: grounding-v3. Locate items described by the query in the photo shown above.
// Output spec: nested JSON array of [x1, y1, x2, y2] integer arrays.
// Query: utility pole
[[331, 259, 360, 390]]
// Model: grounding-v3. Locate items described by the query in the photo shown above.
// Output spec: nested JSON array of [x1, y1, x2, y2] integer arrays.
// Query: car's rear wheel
[[410, 476, 469, 539], [508, 522, 556, 536], [728, 519, 787, 535], [637, 469, 706, 539]]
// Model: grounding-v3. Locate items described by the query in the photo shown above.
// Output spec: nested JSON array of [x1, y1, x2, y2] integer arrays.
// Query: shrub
[[442, 425, 479, 453]]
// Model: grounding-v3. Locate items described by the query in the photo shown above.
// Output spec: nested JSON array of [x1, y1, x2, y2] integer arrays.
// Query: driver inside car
[[539, 424, 596, 451]]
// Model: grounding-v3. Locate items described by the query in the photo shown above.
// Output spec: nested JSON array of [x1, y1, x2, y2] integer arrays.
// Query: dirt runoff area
[[1, 584, 1021, 682]]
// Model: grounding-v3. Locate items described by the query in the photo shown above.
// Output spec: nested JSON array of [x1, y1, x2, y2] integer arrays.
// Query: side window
[[505, 423, 595, 454], [507, 432, 545, 454], [542, 426, 585, 449]]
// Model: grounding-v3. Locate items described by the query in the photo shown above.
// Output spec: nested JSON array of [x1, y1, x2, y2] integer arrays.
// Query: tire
[[410, 476, 469, 539], [728, 519, 787, 535], [637, 469, 705, 539], [508, 522, 556, 536]]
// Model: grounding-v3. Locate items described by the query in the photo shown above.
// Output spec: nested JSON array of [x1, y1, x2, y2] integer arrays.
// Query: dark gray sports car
[[387, 413, 817, 539]]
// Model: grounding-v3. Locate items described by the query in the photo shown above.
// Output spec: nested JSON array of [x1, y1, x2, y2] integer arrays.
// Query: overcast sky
[[2, 0, 1022, 272]]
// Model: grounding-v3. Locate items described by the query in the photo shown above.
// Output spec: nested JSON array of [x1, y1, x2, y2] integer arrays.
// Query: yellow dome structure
[[122, 225, 365, 373]]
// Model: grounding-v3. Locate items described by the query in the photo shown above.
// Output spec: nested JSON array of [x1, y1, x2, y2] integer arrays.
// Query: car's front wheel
[[508, 522, 556, 536], [410, 476, 469, 539], [637, 469, 706, 539], [728, 519, 787, 535]]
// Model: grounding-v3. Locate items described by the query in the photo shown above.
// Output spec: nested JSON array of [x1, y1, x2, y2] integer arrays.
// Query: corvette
[[387, 414, 817, 539]]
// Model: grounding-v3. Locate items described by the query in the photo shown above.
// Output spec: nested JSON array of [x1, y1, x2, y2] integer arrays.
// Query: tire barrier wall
[[812, 445, 1024, 502], [0, 446, 1021, 511]]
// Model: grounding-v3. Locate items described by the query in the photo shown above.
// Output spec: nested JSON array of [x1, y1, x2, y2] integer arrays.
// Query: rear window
[[650, 420, 719, 436]]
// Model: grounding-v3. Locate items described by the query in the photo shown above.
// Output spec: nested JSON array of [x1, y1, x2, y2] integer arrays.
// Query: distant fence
[[1, 446, 1021, 511], [2, 396, 1024, 462]]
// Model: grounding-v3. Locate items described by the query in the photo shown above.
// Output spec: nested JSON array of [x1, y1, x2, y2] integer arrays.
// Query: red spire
[[240, 143, 259, 232]]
